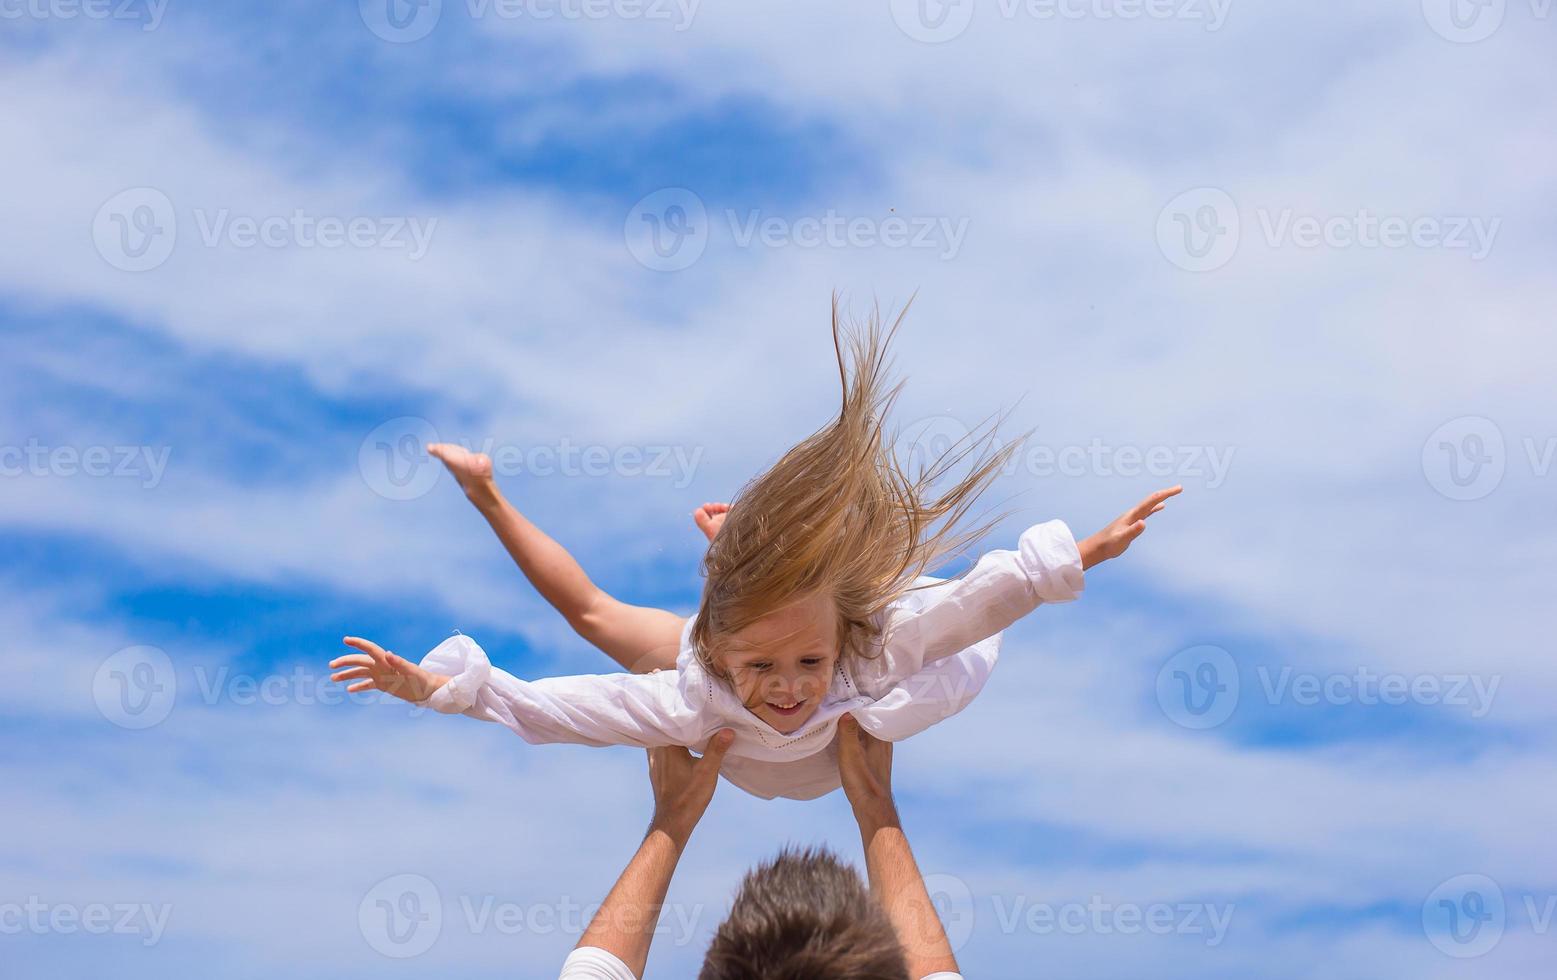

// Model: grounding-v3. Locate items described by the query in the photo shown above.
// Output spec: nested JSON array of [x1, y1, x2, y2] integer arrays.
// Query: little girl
[[331, 301, 1179, 800]]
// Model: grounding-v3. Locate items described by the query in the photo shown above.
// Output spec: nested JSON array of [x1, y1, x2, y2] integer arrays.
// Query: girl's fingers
[[329, 654, 375, 670], [343, 636, 388, 659], [346, 679, 379, 693], [1129, 486, 1182, 521], [331, 668, 372, 682]]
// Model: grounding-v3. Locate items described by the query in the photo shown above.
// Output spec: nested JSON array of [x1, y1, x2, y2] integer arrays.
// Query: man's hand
[[647, 730, 734, 847], [330, 637, 450, 704], [836, 715, 900, 834], [1078, 485, 1183, 570]]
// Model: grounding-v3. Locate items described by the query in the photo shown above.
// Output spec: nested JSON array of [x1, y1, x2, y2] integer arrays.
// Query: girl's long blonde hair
[[690, 294, 1031, 675]]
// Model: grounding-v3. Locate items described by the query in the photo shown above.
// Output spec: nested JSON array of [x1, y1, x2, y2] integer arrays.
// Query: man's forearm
[[575, 827, 685, 978], [859, 815, 960, 978]]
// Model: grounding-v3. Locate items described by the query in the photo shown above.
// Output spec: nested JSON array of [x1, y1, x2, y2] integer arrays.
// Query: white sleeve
[[414, 634, 701, 748], [558, 946, 638, 979], [864, 519, 1084, 687]]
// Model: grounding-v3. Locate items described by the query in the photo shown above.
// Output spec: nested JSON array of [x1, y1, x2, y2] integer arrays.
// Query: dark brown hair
[[698, 846, 909, 980]]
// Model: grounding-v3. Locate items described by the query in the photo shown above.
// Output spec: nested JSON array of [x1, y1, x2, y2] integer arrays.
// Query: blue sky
[[3, 1, 1555, 977]]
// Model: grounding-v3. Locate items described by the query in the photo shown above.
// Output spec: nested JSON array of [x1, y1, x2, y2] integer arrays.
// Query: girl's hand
[[330, 637, 450, 704], [1078, 485, 1182, 570]]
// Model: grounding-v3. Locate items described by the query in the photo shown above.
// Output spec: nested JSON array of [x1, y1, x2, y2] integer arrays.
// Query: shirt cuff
[[1018, 518, 1085, 602], [558, 946, 637, 979], [415, 633, 491, 714]]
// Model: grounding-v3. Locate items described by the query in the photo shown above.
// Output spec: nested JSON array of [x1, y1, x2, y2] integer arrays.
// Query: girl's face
[[717, 591, 840, 734]]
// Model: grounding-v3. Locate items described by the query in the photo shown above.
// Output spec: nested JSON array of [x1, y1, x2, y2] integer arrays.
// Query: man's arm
[[430, 443, 684, 674], [571, 730, 734, 978], [836, 715, 961, 979]]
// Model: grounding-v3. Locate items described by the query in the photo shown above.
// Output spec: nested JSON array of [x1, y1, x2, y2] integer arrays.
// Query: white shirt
[[417, 519, 1083, 801], [558, 945, 964, 979]]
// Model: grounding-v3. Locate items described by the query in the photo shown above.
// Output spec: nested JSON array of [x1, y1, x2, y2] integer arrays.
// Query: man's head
[[698, 846, 909, 980]]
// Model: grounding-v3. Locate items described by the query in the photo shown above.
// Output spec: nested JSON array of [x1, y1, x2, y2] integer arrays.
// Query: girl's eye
[[801, 658, 822, 667], [748, 662, 773, 672]]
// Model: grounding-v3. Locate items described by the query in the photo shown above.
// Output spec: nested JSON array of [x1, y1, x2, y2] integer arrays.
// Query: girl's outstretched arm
[[332, 634, 705, 749], [864, 486, 1182, 687], [429, 442, 684, 674]]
